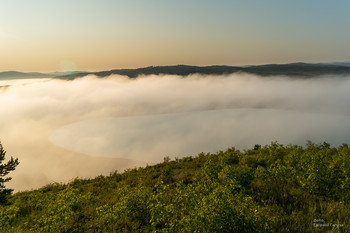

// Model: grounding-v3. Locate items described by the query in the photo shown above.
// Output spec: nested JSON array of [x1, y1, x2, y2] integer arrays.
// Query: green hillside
[[1, 142, 350, 232]]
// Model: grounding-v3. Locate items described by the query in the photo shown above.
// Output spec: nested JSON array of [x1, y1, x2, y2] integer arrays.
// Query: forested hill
[[1, 142, 350, 232], [57, 62, 350, 79], [2, 63, 350, 81]]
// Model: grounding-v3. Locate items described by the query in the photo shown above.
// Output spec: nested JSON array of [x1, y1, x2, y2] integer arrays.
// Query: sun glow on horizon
[[0, 1, 349, 72]]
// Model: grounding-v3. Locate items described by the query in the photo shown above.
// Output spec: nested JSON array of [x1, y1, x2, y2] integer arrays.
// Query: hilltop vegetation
[[1, 142, 350, 232]]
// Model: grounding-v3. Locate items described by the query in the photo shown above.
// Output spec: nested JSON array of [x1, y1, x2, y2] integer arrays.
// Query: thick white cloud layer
[[1, 73, 350, 191]]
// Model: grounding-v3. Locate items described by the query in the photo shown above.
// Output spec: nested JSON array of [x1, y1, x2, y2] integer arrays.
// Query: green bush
[[3, 142, 350, 232]]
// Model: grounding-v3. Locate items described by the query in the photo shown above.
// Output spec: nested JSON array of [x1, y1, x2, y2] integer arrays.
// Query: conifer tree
[[0, 142, 19, 204]]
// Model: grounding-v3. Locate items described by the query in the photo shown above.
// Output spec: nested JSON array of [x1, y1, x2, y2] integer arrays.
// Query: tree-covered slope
[[1, 142, 350, 232]]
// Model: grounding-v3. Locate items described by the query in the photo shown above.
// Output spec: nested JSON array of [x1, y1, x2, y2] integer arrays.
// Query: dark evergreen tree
[[0, 142, 19, 204]]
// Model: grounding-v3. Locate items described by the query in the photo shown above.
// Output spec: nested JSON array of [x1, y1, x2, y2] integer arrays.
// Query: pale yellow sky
[[1, 0, 350, 72]]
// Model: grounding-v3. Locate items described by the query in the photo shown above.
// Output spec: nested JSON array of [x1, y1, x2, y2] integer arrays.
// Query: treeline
[[1, 142, 350, 232]]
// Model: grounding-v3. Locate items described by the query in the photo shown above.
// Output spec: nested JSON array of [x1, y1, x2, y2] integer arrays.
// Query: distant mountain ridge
[[2, 62, 350, 80], [0, 71, 57, 80], [56, 62, 350, 79], [320, 62, 350, 67]]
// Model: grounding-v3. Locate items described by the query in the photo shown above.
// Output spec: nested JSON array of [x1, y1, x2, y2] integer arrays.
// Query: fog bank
[[1, 73, 350, 191]]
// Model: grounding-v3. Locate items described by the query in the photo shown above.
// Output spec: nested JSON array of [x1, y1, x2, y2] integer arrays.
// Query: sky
[[1, 0, 350, 72]]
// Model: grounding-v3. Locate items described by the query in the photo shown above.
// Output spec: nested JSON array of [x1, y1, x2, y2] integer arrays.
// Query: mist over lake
[[2, 73, 350, 191], [50, 108, 350, 162]]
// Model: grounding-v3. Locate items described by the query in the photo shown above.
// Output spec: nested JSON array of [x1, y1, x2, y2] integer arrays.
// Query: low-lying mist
[[1, 73, 350, 191]]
